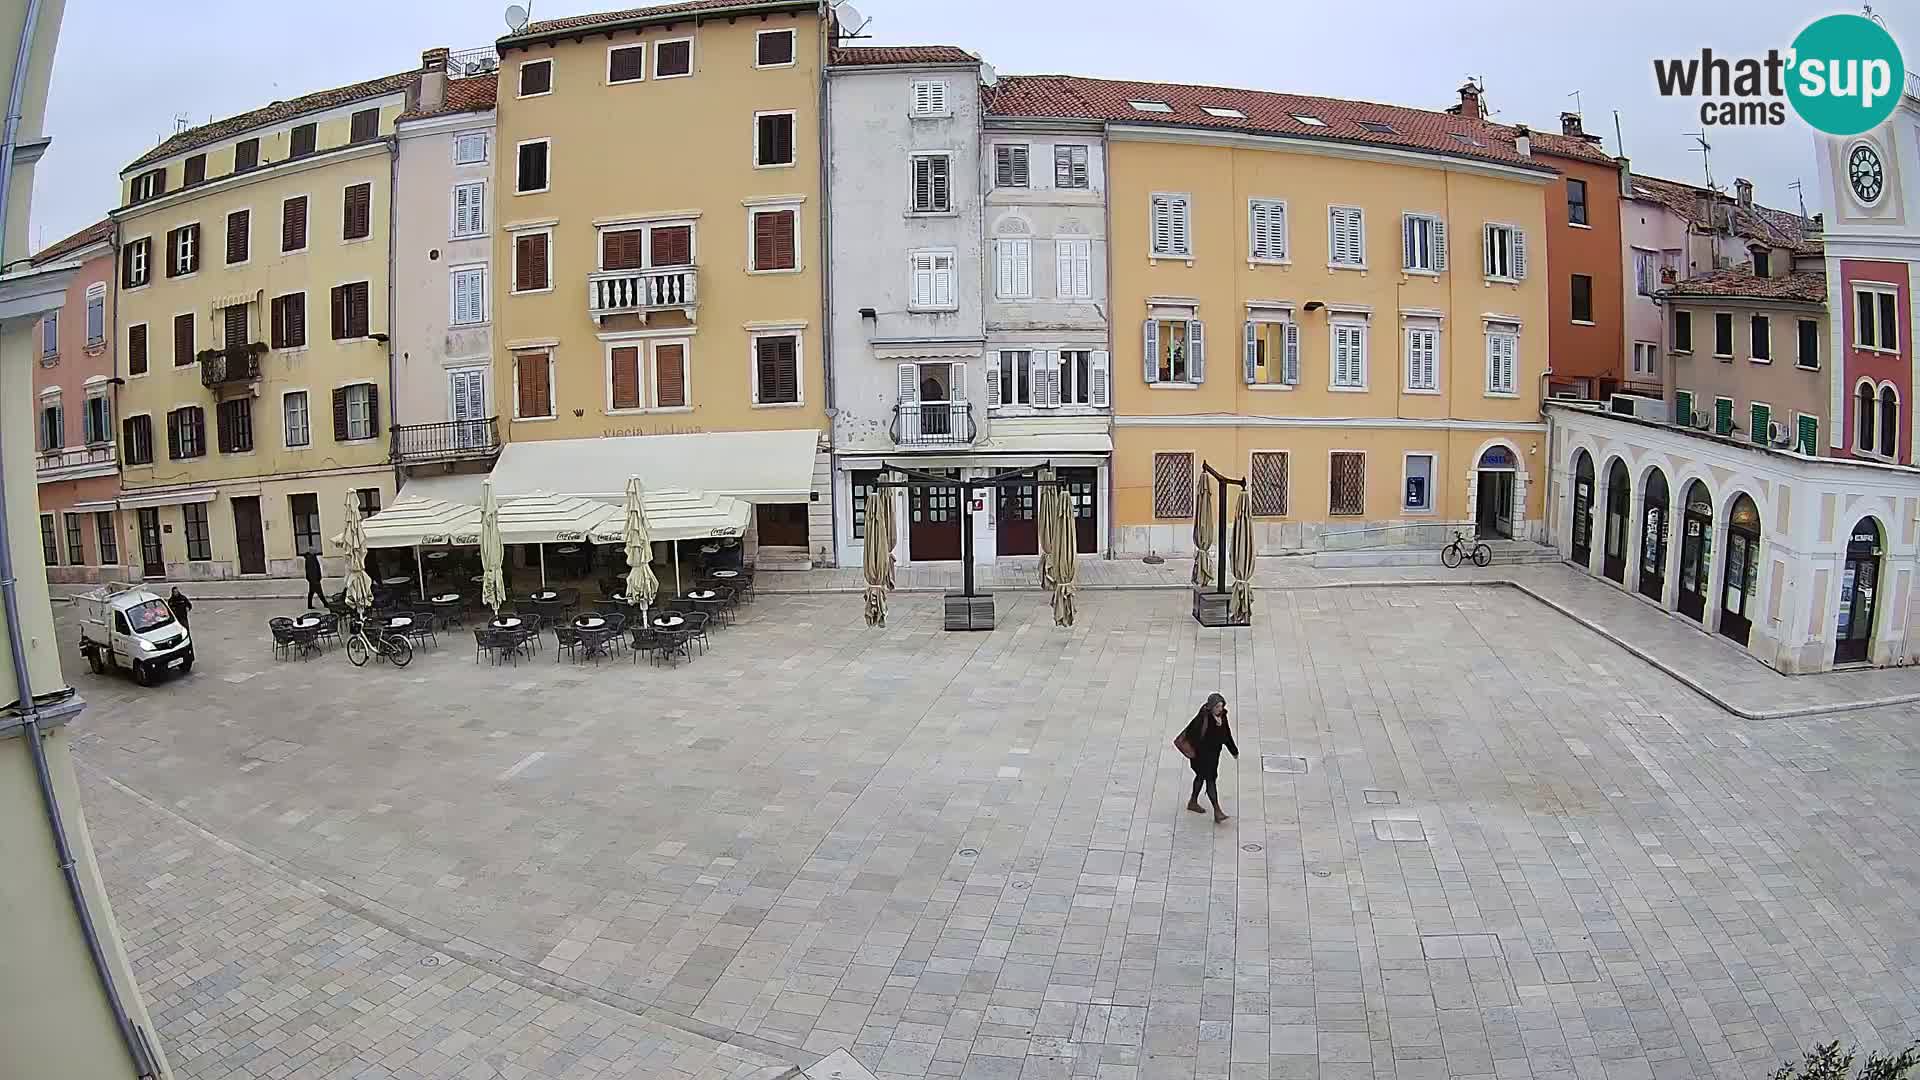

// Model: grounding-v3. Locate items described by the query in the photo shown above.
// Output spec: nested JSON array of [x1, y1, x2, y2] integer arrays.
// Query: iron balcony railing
[[891, 401, 976, 448], [587, 266, 698, 320], [36, 442, 118, 480], [390, 417, 501, 463], [199, 343, 264, 388]]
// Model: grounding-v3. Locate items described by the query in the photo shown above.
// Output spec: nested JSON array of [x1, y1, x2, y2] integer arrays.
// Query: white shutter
[[1010, 145, 1029, 186], [996, 241, 1013, 299], [1431, 217, 1448, 271], [933, 254, 953, 307], [1026, 351, 1049, 408], [1090, 350, 1110, 407], [1188, 319, 1205, 383], [997, 240, 1029, 298], [897, 363, 919, 441], [985, 355, 1001, 409], [1045, 352, 1063, 408], [950, 363, 966, 402], [1250, 200, 1284, 260], [1143, 319, 1160, 384], [1283, 321, 1300, 385], [1244, 320, 1258, 384], [1073, 241, 1091, 297], [1402, 214, 1417, 269], [1502, 335, 1517, 392], [1512, 229, 1527, 280], [910, 253, 932, 307], [1151, 197, 1172, 255], [1483, 224, 1496, 278], [1171, 198, 1190, 256], [1056, 240, 1075, 300]]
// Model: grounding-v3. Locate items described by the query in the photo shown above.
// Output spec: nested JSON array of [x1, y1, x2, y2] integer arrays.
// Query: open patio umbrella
[[479, 480, 506, 616], [1051, 479, 1078, 627], [863, 472, 896, 626], [341, 491, 375, 616], [1192, 475, 1215, 590], [1229, 485, 1255, 624], [622, 475, 660, 621]]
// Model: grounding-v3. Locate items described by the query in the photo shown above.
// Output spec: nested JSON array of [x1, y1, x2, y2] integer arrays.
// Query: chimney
[[1616, 156, 1632, 198], [1560, 111, 1583, 137], [419, 47, 449, 113], [1456, 81, 1481, 122], [1735, 177, 1753, 208], [1513, 123, 1531, 158]]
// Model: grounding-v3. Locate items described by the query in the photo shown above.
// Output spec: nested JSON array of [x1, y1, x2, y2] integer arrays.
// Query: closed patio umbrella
[[1037, 470, 1057, 590], [623, 475, 659, 621], [479, 480, 506, 616], [341, 491, 375, 616], [863, 472, 896, 626], [1052, 479, 1078, 627], [1230, 486, 1255, 624], [1192, 475, 1214, 589]]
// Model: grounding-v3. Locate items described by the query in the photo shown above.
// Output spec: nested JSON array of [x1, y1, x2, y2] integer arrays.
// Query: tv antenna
[[173, 112, 190, 134], [1788, 179, 1809, 219], [1688, 131, 1714, 192], [1566, 89, 1582, 119], [503, 3, 530, 32]]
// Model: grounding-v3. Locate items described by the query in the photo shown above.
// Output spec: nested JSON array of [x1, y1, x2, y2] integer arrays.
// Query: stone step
[[1312, 543, 1560, 569]]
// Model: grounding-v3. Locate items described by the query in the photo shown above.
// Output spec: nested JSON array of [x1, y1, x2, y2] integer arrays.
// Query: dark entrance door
[[1570, 450, 1594, 567], [908, 468, 962, 561], [1836, 517, 1883, 664], [1060, 467, 1099, 554], [1717, 494, 1761, 646], [1601, 459, 1629, 583], [1676, 481, 1712, 622], [1474, 447, 1516, 539], [137, 507, 164, 578], [996, 481, 1039, 556], [232, 496, 267, 575], [1638, 470, 1669, 602], [754, 503, 810, 548]]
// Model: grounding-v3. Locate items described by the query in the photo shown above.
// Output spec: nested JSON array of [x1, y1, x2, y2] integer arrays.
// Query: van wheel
[[132, 662, 153, 687], [177, 657, 193, 676], [85, 651, 105, 675]]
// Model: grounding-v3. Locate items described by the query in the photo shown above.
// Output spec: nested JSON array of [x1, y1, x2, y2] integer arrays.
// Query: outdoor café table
[[651, 615, 685, 630], [291, 615, 322, 630], [574, 615, 607, 631], [380, 614, 414, 633], [382, 575, 414, 588], [708, 569, 739, 581], [426, 551, 450, 561], [488, 616, 524, 631], [430, 593, 462, 628], [555, 545, 582, 556], [530, 589, 560, 603], [686, 589, 718, 602]]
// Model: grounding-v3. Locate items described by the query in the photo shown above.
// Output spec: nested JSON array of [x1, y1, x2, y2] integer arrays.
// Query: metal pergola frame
[[1196, 461, 1250, 627], [869, 461, 1065, 629]]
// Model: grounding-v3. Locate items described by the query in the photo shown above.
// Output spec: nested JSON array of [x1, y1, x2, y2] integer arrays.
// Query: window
[[127, 323, 148, 375], [752, 208, 797, 271], [1484, 223, 1526, 280], [519, 58, 553, 96], [515, 351, 554, 419], [283, 391, 310, 447], [1751, 314, 1771, 362], [654, 39, 692, 78], [271, 292, 306, 349], [911, 79, 947, 117], [38, 398, 60, 450], [1058, 349, 1095, 405], [122, 414, 152, 465], [121, 237, 150, 288], [453, 131, 487, 165], [1054, 145, 1089, 189], [282, 195, 308, 252], [1153, 453, 1195, 519], [182, 503, 211, 561], [1202, 106, 1245, 118], [290, 494, 320, 555], [516, 140, 549, 194], [39, 310, 56, 360], [167, 223, 199, 277], [911, 154, 951, 213], [1797, 319, 1820, 369], [1856, 287, 1899, 351], [608, 44, 644, 83], [1329, 452, 1366, 516], [289, 122, 317, 158], [39, 515, 55, 565], [173, 313, 194, 366], [1632, 341, 1658, 379], [1485, 325, 1518, 395], [653, 342, 687, 408], [1055, 238, 1092, 299], [1404, 454, 1434, 512], [1880, 385, 1899, 457], [225, 209, 249, 264], [756, 112, 795, 167], [1249, 452, 1288, 516], [1571, 274, 1594, 323], [1858, 382, 1877, 451], [336, 383, 378, 441], [995, 144, 1029, 188], [753, 334, 800, 405], [1328, 206, 1365, 267], [1713, 312, 1734, 357], [1245, 318, 1298, 386], [84, 284, 105, 348], [1714, 395, 1734, 437], [234, 138, 259, 172], [166, 406, 205, 459], [129, 168, 164, 204], [1401, 213, 1446, 272], [1752, 250, 1770, 277], [756, 28, 795, 67], [1567, 178, 1588, 225], [649, 224, 692, 267], [909, 250, 955, 310], [994, 350, 1032, 406], [223, 300, 249, 350], [1797, 414, 1819, 456], [1248, 199, 1287, 262], [350, 107, 379, 144], [82, 392, 110, 444], [1633, 249, 1659, 295], [1750, 402, 1772, 445], [1150, 194, 1191, 258], [451, 266, 486, 326], [1332, 322, 1367, 388], [342, 182, 371, 240], [451, 180, 485, 237], [330, 281, 370, 339], [1146, 318, 1204, 384], [96, 512, 117, 565], [514, 231, 550, 292], [1404, 325, 1438, 391], [1292, 113, 1326, 126], [216, 397, 254, 453], [1672, 309, 1693, 352], [1358, 120, 1396, 134], [357, 488, 381, 518], [850, 470, 879, 539], [610, 345, 642, 411], [1127, 100, 1172, 113], [995, 238, 1031, 298], [183, 154, 206, 186]]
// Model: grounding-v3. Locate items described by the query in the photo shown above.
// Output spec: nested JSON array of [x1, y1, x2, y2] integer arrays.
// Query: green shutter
[[1798, 414, 1819, 456], [1751, 404, 1771, 445], [1675, 390, 1693, 427], [1714, 398, 1734, 436]]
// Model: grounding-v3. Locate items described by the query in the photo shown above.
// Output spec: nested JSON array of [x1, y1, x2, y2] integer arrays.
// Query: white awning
[[496, 491, 622, 546], [588, 489, 752, 543], [488, 429, 820, 503], [116, 486, 217, 509], [337, 494, 483, 550], [969, 432, 1113, 456]]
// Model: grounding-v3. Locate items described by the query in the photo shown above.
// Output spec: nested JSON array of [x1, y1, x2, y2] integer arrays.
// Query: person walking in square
[[166, 587, 193, 631], [1177, 693, 1238, 822], [303, 550, 326, 608]]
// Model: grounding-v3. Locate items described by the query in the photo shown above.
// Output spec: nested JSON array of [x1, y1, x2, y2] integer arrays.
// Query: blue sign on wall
[[1479, 446, 1516, 469]]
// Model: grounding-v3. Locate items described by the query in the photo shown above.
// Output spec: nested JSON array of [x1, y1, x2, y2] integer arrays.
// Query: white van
[[76, 584, 194, 686]]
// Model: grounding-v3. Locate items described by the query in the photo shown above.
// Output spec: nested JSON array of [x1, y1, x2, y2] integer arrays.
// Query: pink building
[[29, 219, 126, 583]]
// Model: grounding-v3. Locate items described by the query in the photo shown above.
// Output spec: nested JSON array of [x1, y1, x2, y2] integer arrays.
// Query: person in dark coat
[[1180, 692, 1239, 822], [303, 550, 325, 608], [166, 587, 192, 631]]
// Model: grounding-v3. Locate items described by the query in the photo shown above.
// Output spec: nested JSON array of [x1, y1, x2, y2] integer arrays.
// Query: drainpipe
[[386, 134, 401, 496], [0, 3, 160, 1076], [817, 5, 838, 567]]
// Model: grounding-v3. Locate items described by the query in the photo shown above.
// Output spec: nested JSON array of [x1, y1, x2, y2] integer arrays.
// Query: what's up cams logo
[[1653, 12, 1905, 136]]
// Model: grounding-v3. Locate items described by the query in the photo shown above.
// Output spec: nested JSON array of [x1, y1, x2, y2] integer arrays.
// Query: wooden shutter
[[290, 123, 315, 157], [757, 30, 792, 66], [1402, 214, 1417, 268], [166, 410, 181, 459], [216, 399, 232, 453], [520, 59, 551, 95], [650, 225, 692, 267], [1511, 228, 1527, 279], [515, 233, 548, 291], [610, 346, 641, 409], [234, 139, 258, 171], [350, 108, 378, 143], [601, 229, 643, 271], [758, 113, 793, 165], [184, 154, 206, 186], [332, 387, 348, 441], [516, 352, 550, 418], [282, 196, 307, 251], [365, 383, 380, 437], [174, 313, 193, 365], [224, 304, 248, 348], [331, 286, 348, 340], [226, 210, 249, 264], [654, 344, 686, 407], [128, 323, 147, 375], [609, 45, 644, 82], [349, 282, 369, 338], [757, 336, 797, 403], [753, 210, 794, 271], [343, 183, 371, 240], [517, 141, 547, 192]]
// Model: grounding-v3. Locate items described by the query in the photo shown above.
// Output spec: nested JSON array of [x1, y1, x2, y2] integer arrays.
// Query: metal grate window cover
[[1250, 452, 1289, 516], [1153, 452, 1195, 518], [1329, 452, 1366, 516]]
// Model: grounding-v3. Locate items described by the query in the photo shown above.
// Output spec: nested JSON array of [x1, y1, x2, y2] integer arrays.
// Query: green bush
[[1771, 1042, 1920, 1080]]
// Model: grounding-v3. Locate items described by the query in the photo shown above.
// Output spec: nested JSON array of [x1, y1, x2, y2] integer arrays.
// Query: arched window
[[1858, 382, 1877, 452], [1880, 384, 1900, 458]]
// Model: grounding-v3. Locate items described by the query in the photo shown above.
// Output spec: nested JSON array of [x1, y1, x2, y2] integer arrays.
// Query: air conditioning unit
[[1608, 393, 1670, 424], [1770, 421, 1794, 448], [1691, 410, 1712, 431]]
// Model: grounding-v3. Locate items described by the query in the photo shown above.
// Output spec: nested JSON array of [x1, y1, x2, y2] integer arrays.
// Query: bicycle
[[1441, 530, 1493, 569], [343, 615, 414, 668]]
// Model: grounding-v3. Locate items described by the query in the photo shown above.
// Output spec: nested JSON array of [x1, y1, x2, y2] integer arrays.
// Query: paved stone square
[[60, 583, 1920, 1080]]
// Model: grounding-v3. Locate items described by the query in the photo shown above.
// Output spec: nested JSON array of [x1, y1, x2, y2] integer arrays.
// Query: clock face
[[1849, 143, 1885, 205]]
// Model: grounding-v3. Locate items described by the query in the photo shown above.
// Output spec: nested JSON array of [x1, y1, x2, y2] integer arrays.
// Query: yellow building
[[990, 78, 1557, 554], [488, 0, 831, 566], [110, 70, 417, 579]]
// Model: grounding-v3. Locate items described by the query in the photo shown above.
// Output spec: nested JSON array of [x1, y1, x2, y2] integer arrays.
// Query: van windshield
[[125, 599, 176, 633]]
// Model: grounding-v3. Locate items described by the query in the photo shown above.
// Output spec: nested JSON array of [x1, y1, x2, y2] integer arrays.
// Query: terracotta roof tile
[[126, 70, 417, 172], [1631, 173, 1819, 253], [30, 218, 112, 265], [399, 76, 498, 121], [1501, 126, 1616, 166], [1664, 268, 1826, 304], [983, 75, 1551, 172], [513, 0, 804, 38], [830, 45, 976, 67]]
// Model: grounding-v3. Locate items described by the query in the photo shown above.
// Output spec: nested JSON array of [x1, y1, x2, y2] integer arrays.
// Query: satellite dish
[[832, 1, 866, 36], [979, 62, 997, 88], [504, 3, 530, 31]]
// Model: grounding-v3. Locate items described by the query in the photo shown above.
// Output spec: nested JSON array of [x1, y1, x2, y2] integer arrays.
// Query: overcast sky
[[28, 0, 1914, 252]]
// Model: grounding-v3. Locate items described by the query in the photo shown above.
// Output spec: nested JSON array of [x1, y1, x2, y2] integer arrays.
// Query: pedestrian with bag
[[1174, 692, 1238, 822], [303, 549, 326, 608]]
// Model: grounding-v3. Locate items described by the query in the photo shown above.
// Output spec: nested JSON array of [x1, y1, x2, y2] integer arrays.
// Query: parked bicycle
[[1441, 530, 1492, 569], [343, 614, 414, 668]]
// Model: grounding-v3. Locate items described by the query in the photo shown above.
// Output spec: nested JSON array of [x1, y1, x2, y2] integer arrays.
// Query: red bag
[[1173, 732, 1196, 760]]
